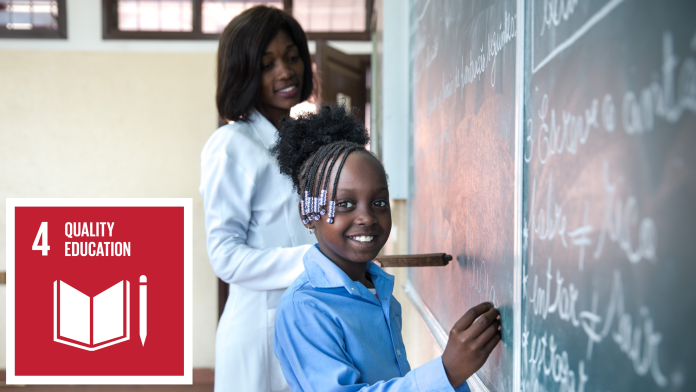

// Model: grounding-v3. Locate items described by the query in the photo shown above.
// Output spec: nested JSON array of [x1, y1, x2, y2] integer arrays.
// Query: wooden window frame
[[102, 0, 371, 41], [288, 0, 372, 41], [0, 0, 67, 39], [103, 0, 210, 40]]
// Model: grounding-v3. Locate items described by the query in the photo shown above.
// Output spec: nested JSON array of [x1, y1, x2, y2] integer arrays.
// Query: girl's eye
[[262, 62, 273, 70], [374, 200, 387, 208], [337, 201, 354, 208], [288, 55, 299, 62]]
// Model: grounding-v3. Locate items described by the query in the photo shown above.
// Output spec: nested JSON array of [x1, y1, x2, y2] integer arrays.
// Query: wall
[[379, 0, 409, 199], [0, 0, 223, 369], [0, 49, 219, 369]]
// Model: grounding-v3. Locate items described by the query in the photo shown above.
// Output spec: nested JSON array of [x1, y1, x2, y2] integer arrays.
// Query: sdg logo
[[6, 199, 192, 384]]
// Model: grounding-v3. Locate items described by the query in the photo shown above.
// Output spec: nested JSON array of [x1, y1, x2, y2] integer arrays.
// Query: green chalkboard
[[407, 0, 696, 391], [408, 1, 518, 391], [522, 0, 696, 391]]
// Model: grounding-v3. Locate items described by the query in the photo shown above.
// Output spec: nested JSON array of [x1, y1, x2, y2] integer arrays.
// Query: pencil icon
[[140, 275, 147, 346]]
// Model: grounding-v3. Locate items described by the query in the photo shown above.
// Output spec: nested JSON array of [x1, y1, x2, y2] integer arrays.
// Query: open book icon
[[53, 280, 130, 351]]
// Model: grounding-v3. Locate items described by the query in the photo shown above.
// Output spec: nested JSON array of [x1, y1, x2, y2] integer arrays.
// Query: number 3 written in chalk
[[33, 222, 50, 256]]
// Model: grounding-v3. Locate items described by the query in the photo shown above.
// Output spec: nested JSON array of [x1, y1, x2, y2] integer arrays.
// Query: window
[[292, 0, 367, 38], [202, 0, 282, 34], [103, 0, 371, 40], [117, 0, 194, 32], [0, 0, 67, 38], [102, 0, 284, 39]]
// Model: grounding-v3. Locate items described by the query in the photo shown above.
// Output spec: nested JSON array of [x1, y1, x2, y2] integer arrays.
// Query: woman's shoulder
[[201, 120, 267, 160]]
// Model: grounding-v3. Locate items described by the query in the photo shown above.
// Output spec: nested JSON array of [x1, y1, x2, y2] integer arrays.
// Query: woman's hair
[[271, 104, 374, 224], [216, 6, 313, 122]]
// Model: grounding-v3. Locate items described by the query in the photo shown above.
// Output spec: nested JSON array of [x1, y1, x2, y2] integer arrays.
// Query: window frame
[[102, 0, 208, 40], [102, 0, 372, 41], [0, 0, 67, 39], [288, 0, 372, 41]]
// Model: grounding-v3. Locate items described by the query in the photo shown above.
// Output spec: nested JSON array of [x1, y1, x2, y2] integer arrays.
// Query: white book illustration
[[53, 280, 130, 351]]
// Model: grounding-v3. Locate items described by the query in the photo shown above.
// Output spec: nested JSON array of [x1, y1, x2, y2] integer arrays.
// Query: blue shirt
[[274, 244, 471, 392]]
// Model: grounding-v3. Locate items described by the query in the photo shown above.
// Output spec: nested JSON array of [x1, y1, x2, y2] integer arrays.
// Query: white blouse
[[200, 110, 314, 392]]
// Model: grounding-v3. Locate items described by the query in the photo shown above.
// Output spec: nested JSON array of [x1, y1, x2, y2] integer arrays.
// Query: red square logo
[[6, 199, 192, 384]]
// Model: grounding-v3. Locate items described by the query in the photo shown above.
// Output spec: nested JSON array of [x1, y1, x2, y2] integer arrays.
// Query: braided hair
[[271, 103, 372, 224]]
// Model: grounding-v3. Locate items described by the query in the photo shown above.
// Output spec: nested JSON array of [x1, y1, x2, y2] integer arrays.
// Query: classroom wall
[[0, 50, 219, 368], [380, 0, 410, 199]]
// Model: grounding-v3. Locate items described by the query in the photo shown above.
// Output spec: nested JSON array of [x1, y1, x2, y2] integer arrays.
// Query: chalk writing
[[579, 272, 669, 387], [524, 22, 694, 390], [593, 161, 657, 264], [539, 0, 580, 37], [419, 8, 517, 117], [524, 330, 589, 392], [621, 32, 696, 133], [461, 196, 499, 306], [525, 94, 599, 165]]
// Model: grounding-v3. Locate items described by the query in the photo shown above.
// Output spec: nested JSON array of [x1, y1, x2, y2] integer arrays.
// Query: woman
[[199, 6, 316, 391]]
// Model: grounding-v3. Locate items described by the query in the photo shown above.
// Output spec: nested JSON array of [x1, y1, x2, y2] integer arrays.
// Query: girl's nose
[[355, 205, 378, 226]]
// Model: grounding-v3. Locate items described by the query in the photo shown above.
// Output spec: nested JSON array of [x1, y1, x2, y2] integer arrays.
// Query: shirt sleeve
[[274, 301, 466, 392], [200, 148, 310, 291]]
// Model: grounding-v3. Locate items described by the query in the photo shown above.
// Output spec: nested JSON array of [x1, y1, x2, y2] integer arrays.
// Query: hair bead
[[327, 200, 336, 223], [304, 190, 312, 221], [313, 197, 320, 220], [297, 142, 364, 226], [320, 189, 327, 215]]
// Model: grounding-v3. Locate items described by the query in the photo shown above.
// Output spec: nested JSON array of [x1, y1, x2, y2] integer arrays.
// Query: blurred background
[[0, 0, 432, 389]]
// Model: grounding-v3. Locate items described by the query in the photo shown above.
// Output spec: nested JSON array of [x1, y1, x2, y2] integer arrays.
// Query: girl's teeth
[[352, 236, 374, 242], [279, 85, 296, 93]]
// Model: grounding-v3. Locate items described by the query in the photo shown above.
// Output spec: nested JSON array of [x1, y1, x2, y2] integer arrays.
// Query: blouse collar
[[248, 110, 278, 149], [302, 244, 395, 305]]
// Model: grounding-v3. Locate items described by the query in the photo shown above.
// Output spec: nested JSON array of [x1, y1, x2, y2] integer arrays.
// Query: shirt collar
[[248, 110, 278, 149], [303, 244, 395, 301]]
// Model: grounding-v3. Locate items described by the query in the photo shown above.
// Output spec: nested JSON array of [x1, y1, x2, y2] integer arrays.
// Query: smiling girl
[[271, 104, 502, 392], [200, 6, 317, 392]]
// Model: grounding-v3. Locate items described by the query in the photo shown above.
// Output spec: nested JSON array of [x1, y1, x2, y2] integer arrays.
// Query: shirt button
[[396, 349, 401, 357]]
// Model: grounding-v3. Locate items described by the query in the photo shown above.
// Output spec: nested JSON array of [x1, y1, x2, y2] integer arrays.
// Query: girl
[[199, 6, 316, 392], [271, 104, 502, 392]]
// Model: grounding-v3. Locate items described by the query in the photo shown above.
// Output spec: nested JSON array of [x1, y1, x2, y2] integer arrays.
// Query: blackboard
[[407, 0, 696, 391], [408, 0, 519, 391], [522, 0, 696, 391]]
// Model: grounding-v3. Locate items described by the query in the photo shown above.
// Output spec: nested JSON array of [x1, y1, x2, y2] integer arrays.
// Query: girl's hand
[[441, 302, 501, 388]]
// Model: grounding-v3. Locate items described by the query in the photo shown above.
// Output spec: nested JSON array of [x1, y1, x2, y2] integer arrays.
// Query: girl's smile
[[304, 150, 391, 283]]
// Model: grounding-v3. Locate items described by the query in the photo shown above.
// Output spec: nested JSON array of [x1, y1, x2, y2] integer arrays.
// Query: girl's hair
[[271, 104, 372, 224], [216, 6, 313, 123]]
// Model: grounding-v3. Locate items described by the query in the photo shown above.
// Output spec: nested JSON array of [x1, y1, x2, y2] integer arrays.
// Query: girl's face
[[309, 151, 392, 268], [259, 30, 305, 117]]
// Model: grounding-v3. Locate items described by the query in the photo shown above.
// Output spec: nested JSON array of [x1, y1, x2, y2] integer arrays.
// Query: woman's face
[[259, 30, 305, 116], [310, 151, 392, 267]]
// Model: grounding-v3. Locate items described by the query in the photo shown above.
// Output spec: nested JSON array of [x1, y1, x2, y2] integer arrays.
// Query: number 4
[[33, 222, 50, 256]]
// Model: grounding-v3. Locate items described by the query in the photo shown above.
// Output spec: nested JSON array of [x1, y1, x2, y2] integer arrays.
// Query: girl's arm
[[200, 148, 310, 291], [274, 301, 470, 392]]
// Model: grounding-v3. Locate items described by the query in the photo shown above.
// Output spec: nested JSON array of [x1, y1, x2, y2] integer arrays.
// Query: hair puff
[[271, 103, 369, 194]]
